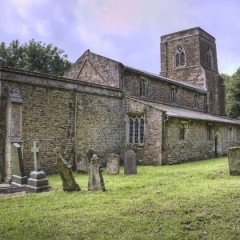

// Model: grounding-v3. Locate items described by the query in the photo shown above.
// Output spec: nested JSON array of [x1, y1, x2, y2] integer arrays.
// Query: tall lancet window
[[175, 45, 186, 67]]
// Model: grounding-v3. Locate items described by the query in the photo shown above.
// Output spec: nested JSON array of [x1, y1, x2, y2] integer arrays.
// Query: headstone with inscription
[[11, 143, 27, 186], [88, 154, 106, 192], [26, 141, 50, 193], [107, 153, 120, 175], [228, 147, 240, 176], [55, 148, 80, 191], [124, 150, 137, 175]]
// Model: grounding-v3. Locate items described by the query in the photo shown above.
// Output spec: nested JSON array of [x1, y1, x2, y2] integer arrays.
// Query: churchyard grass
[[1, 157, 240, 239]]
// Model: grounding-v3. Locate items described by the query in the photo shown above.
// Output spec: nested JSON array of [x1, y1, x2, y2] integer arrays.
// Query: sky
[[1, 0, 240, 75]]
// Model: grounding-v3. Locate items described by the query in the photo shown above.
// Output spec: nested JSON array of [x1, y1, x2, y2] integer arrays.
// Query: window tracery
[[175, 45, 186, 67], [128, 116, 145, 144]]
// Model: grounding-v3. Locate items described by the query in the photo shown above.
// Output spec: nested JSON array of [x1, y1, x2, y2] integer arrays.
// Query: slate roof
[[128, 97, 240, 125], [124, 65, 207, 93]]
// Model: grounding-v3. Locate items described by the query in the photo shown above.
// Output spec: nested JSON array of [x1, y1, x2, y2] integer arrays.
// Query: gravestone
[[11, 143, 27, 186], [88, 154, 106, 192], [4, 85, 23, 183], [124, 150, 137, 175], [55, 148, 80, 191], [107, 153, 120, 175], [76, 154, 88, 173], [26, 141, 50, 193], [86, 149, 97, 164], [228, 147, 240, 176]]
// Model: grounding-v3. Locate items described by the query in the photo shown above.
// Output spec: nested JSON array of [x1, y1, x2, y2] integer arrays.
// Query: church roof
[[65, 50, 207, 93], [128, 97, 240, 125], [124, 65, 207, 93]]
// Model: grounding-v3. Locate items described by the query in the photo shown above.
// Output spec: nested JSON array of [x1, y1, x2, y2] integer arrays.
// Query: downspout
[[73, 91, 77, 170], [162, 112, 169, 165]]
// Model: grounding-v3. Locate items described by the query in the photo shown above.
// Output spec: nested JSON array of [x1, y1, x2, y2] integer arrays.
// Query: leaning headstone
[[11, 143, 27, 186], [88, 154, 106, 192], [26, 141, 51, 193], [107, 153, 120, 175], [124, 150, 137, 175], [228, 147, 240, 176], [55, 148, 80, 191]]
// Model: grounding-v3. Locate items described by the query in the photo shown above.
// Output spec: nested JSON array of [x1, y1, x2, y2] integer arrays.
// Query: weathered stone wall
[[218, 76, 225, 116], [64, 50, 122, 88], [124, 70, 206, 112], [76, 94, 125, 165], [21, 85, 75, 174], [0, 68, 124, 176], [199, 35, 218, 72], [163, 118, 240, 164], [125, 98, 163, 165], [0, 78, 6, 181]]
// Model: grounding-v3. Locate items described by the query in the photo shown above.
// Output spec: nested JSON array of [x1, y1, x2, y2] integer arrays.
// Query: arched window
[[140, 118, 144, 144], [171, 88, 177, 103], [180, 124, 185, 140], [206, 47, 212, 68], [140, 79, 147, 97], [175, 45, 186, 67], [129, 119, 134, 143], [134, 118, 139, 143], [180, 121, 188, 141], [128, 116, 145, 144]]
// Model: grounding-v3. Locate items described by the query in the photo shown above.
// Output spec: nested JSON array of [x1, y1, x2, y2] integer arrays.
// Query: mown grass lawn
[[1, 157, 240, 240]]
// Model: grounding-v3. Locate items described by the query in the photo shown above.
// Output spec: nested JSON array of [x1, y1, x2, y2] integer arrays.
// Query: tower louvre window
[[175, 45, 186, 67]]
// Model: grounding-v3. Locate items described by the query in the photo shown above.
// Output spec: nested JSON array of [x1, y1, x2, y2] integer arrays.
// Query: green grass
[[1, 157, 240, 240]]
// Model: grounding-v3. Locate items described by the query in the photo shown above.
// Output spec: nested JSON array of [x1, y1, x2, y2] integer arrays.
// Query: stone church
[[1, 27, 240, 183]]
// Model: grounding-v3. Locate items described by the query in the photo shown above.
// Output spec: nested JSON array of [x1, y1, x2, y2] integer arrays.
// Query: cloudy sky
[[1, 0, 239, 75]]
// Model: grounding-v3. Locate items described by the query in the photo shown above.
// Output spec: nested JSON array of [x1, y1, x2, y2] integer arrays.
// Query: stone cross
[[31, 141, 41, 171]]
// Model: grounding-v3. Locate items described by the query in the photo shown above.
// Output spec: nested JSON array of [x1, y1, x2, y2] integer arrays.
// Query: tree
[[0, 39, 71, 76], [222, 69, 240, 119]]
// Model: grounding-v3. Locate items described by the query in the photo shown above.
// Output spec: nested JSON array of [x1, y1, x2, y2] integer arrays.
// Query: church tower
[[160, 27, 225, 116]]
